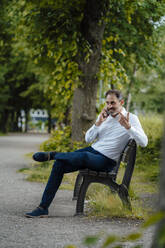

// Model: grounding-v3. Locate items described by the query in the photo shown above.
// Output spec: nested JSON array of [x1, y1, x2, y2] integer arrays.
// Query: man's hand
[[95, 109, 108, 126], [118, 112, 131, 130]]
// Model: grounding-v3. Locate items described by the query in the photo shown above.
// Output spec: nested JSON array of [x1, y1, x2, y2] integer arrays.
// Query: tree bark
[[47, 110, 52, 134], [10, 110, 15, 132], [71, 0, 109, 141], [25, 109, 29, 133], [63, 106, 71, 126], [0, 109, 9, 133], [151, 120, 165, 247]]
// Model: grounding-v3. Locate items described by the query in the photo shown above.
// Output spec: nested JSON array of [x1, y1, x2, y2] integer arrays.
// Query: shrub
[[135, 114, 163, 182], [40, 125, 86, 152]]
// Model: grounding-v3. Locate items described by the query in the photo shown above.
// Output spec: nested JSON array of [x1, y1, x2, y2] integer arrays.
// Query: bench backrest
[[121, 139, 137, 188], [112, 139, 137, 188]]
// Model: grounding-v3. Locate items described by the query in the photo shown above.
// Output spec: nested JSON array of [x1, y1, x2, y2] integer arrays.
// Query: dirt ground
[[0, 133, 155, 248]]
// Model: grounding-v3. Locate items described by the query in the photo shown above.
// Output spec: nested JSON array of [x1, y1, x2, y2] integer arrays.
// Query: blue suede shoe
[[33, 152, 56, 162], [25, 207, 49, 218]]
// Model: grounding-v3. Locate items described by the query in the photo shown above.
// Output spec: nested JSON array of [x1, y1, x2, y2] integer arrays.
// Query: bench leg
[[107, 178, 120, 194], [118, 184, 132, 211], [75, 177, 91, 215], [72, 173, 83, 200]]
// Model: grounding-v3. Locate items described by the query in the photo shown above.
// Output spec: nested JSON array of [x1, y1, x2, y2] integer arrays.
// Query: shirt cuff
[[94, 124, 100, 128], [127, 126, 136, 135]]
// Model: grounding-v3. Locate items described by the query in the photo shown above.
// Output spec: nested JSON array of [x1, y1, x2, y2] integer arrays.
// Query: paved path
[[0, 134, 154, 248]]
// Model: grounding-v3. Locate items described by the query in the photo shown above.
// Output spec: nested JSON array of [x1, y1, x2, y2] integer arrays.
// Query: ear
[[120, 99, 124, 105]]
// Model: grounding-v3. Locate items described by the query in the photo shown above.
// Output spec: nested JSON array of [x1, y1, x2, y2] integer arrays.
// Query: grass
[[83, 165, 158, 219], [85, 186, 146, 219], [19, 160, 78, 186], [19, 162, 52, 183], [0, 132, 7, 136], [19, 160, 158, 220]]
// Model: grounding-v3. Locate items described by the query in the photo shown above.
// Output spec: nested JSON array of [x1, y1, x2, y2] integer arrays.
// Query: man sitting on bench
[[25, 89, 148, 218]]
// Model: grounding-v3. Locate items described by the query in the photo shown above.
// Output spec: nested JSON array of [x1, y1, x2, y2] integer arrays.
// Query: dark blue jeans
[[39, 146, 116, 209]]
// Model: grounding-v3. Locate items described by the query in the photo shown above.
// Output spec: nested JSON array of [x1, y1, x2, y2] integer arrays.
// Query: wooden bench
[[73, 139, 137, 215]]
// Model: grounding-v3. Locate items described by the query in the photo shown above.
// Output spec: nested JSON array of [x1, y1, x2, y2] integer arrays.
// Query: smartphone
[[105, 109, 119, 117], [105, 109, 111, 116]]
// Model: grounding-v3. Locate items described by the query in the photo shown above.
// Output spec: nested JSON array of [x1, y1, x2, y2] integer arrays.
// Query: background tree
[[0, 0, 13, 133], [128, 24, 165, 114], [101, 1, 165, 110], [0, 0, 54, 133], [3, 0, 165, 138]]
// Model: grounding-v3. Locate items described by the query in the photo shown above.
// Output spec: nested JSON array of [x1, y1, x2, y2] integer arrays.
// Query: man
[[25, 89, 148, 218]]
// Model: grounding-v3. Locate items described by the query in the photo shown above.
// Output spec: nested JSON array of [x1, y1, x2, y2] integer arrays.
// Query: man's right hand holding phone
[[95, 109, 109, 126]]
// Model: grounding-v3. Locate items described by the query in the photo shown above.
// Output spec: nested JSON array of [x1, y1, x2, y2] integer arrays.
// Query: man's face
[[105, 94, 124, 117]]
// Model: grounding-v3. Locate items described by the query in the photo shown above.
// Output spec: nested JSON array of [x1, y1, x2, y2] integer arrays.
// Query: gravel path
[[0, 134, 154, 248]]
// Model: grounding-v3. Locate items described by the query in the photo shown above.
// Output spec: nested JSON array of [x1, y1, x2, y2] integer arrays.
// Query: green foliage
[[136, 114, 163, 182], [0, 0, 50, 132], [157, 225, 165, 248], [98, 42, 129, 90], [41, 125, 86, 152], [83, 235, 100, 246], [102, 235, 118, 247], [18, 162, 52, 183], [7, 0, 83, 122], [101, 0, 165, 91], [64, 245, 77, 248], [130, 66, 165, 114], [0, 132, 6, 136], [142, 211, 165, 229], [4, 0, 165, 132], [84, 182, 147, 219]]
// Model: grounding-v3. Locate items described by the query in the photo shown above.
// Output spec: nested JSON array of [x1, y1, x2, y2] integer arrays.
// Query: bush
[[135, 114, 163, 182], [40, 125, 86, 153]]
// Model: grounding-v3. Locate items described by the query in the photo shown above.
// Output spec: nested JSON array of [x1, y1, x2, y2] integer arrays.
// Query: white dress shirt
[[85, 107, 148, 162]]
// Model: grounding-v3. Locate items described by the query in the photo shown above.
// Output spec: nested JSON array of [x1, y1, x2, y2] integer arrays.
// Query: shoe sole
[[25, 214, 49, 218]]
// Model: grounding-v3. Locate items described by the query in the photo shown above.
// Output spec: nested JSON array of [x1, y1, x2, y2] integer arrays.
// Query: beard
[[109, 108, 119, 117]]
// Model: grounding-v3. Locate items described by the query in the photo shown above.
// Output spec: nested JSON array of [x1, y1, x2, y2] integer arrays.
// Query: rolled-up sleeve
[[127, 115, 148, 147]]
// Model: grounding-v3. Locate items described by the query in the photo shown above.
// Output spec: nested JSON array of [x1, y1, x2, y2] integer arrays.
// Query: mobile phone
[[105, 109, 111, 116]]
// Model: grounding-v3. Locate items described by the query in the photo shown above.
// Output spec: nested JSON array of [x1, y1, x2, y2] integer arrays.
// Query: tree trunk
[[11, 110, 20, 132], [72, 79, 98, 141], [47, 110, 52, 134], [0, 109, 9, 133], [151, 121, 165, 247], [71, 0, 109, 141], [25, 109, 29, 133], [13, 111, 18, 132], [10, 110, 15, 132], [63, 106, 71, 126]]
